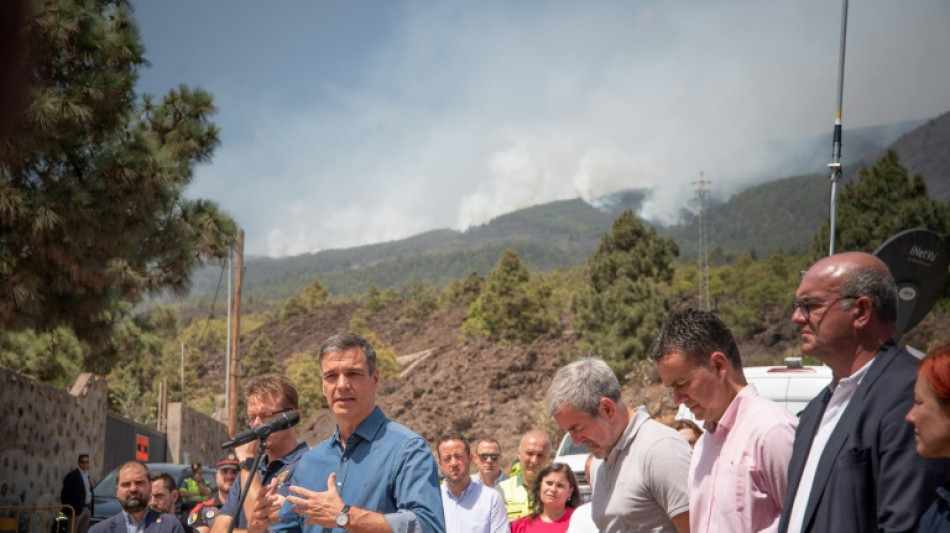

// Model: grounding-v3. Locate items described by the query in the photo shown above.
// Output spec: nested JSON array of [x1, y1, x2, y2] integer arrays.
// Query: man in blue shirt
[[211, 374, 308, 533], [438, 432, 507, 533], [249, 332, 444, 533]]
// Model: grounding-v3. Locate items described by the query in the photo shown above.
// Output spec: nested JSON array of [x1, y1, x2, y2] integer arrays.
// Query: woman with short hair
[[904, 342, 950, 532]]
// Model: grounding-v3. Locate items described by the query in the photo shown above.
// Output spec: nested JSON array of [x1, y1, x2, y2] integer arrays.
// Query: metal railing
[[0, 505, 74, 533]]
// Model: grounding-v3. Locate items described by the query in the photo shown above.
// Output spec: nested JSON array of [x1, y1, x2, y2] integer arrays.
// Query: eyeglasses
[[478, 453, 501, 461], [244, 407, 294, 427], [792, 296, 854, 321]]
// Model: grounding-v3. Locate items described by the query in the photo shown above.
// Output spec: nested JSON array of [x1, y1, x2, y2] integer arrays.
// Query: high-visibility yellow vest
[[497, 473, 533, 519]]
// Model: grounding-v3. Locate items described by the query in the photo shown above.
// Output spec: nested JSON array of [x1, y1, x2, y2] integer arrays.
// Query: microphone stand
[[227, 438, 268, 533]]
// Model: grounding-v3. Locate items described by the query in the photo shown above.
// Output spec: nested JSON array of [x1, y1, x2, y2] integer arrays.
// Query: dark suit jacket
[[778, 342, 950, 533], [61, 468, 93, 517], [89, 509, 184, 533]]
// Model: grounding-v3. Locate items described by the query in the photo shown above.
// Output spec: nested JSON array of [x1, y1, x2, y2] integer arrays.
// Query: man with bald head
[[497, 430, 551, 520], [779, 252, 950, 533]]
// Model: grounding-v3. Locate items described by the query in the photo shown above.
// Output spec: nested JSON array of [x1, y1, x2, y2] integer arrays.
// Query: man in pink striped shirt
[[650, 308, 797, 533]]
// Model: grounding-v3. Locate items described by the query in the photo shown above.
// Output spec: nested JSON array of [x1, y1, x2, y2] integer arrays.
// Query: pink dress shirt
[[689, 383, 798, 533]]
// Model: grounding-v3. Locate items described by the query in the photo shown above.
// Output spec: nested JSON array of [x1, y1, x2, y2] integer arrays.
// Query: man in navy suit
[[778, 252, 950, 533], [61, 454, 93, 533], [89, 461, 183, 533]]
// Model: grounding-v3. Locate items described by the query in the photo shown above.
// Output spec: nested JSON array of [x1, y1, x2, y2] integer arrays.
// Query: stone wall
[[167, 402, 230, 466], [0, 368, 228, 509], [0, 369, 107, 508]]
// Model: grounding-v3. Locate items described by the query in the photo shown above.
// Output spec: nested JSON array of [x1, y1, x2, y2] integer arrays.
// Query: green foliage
[[380, 288, 401, 308], [284, 349, 325, 413], [303, 278, 330, 308], [0, 327, 86, 388], [279, 278, 330, 321], [242, 334, 278, 379], [280, 294, 308, 321], [440, 272, 484, 308], [348, 314, 398, 378], [462, 250, 559, 343], [716, 252, 800, 337], [0, 0, 236, 364], [363, 283, 401, 313], [401, 282, 438, 322], [575, 211, 678, 374], [811, 151, 950, 256], [105, 307, 179, 423]]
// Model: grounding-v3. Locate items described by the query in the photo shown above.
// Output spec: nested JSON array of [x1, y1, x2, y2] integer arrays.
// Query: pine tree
[[0, 0, 236, 368], [575, 211, 678, 374], [462, 250, 558, 343], [242, 334, 278, 379], [401, 282, 438, 322], [303, 278, 330, 308], [284, 349, 326, 412]]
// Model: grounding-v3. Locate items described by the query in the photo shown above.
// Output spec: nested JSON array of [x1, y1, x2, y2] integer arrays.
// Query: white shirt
[[786, 359, 874, 533], [441, 479, 509, 533], [565, 503, 597, 533], [81, 469, 92, 505]]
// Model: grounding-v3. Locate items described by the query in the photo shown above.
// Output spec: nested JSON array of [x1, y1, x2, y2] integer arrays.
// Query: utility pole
[[228, 229, 244, 437], [180, 342, 185, 403], [693, 174, 712, 311], [224, 252, 232, 423]]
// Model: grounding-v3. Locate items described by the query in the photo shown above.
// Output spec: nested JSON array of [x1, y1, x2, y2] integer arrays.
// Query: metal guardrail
[[0, 505, 74, 533]]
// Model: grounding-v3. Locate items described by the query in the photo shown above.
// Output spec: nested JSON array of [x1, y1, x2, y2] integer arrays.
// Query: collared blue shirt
[[220, 441, 310, 528], [441, 480, 508, 533], [273, 406, 445, 533]]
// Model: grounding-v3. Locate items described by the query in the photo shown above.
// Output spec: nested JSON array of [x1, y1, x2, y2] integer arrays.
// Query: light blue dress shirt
[[273, 407, 445, 533], [441, 480, 509, 533]]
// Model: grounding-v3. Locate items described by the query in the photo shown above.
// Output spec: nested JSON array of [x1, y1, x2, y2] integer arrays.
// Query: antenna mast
[[828, 0, 849, 256], [694, 174, 712, 310]]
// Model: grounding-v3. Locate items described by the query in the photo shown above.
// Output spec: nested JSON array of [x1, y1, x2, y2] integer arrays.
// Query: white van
[[676, 358, 832, 424]]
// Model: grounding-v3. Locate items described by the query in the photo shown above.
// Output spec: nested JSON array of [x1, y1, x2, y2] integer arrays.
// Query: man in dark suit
[[61, 454, 93, 533], [89, 461, 183, 533], [778, 252, 950, 533]]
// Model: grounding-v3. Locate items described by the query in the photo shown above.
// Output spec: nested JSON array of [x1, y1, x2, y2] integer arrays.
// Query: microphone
[[221, 411, 300, 449]]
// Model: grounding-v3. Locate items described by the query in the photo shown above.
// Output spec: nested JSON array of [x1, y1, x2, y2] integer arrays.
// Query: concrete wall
[[0, 370, 107, 508], [0, 368, 227, 509], [167, 402, 230, 466]]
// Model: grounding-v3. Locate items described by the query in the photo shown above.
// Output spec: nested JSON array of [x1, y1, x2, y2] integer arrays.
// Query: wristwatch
[[240, 458, 255, 470], [335, 504, 350, 529]]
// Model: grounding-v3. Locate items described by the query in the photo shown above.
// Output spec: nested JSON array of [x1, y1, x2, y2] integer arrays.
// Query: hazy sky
[[132, 0, 950, 257]]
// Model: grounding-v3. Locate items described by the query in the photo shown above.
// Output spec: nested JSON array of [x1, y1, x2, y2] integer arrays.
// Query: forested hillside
[[173, 110, 950, 305]]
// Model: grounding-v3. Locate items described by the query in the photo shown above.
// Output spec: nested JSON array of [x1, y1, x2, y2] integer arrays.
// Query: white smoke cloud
[[155, 0, 950, 256]]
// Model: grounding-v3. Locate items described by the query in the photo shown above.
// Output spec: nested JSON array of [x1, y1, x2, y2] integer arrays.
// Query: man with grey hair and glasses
[[778, 252, 950, 533], [546, 357, 690, 533]]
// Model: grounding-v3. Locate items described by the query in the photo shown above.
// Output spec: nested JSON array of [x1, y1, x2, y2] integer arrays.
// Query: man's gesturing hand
[[287, 473, 345, 528], [246, 479, 284, 533]]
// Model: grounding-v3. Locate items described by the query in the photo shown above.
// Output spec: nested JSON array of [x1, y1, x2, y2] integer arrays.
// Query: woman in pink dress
[[511, 463, 581, 533]]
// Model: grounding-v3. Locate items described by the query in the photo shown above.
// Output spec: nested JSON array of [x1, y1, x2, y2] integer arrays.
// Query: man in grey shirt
[[546, 357, 690, 533]]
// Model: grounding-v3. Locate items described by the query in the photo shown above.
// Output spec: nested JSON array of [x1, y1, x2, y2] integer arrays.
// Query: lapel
[[785, 388, 831, 501], [800, 343, 897, 528], [108, 514, 122, 533]]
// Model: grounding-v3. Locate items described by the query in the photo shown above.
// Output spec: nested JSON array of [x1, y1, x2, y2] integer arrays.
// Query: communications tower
[[693, 174, 712, 310]]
